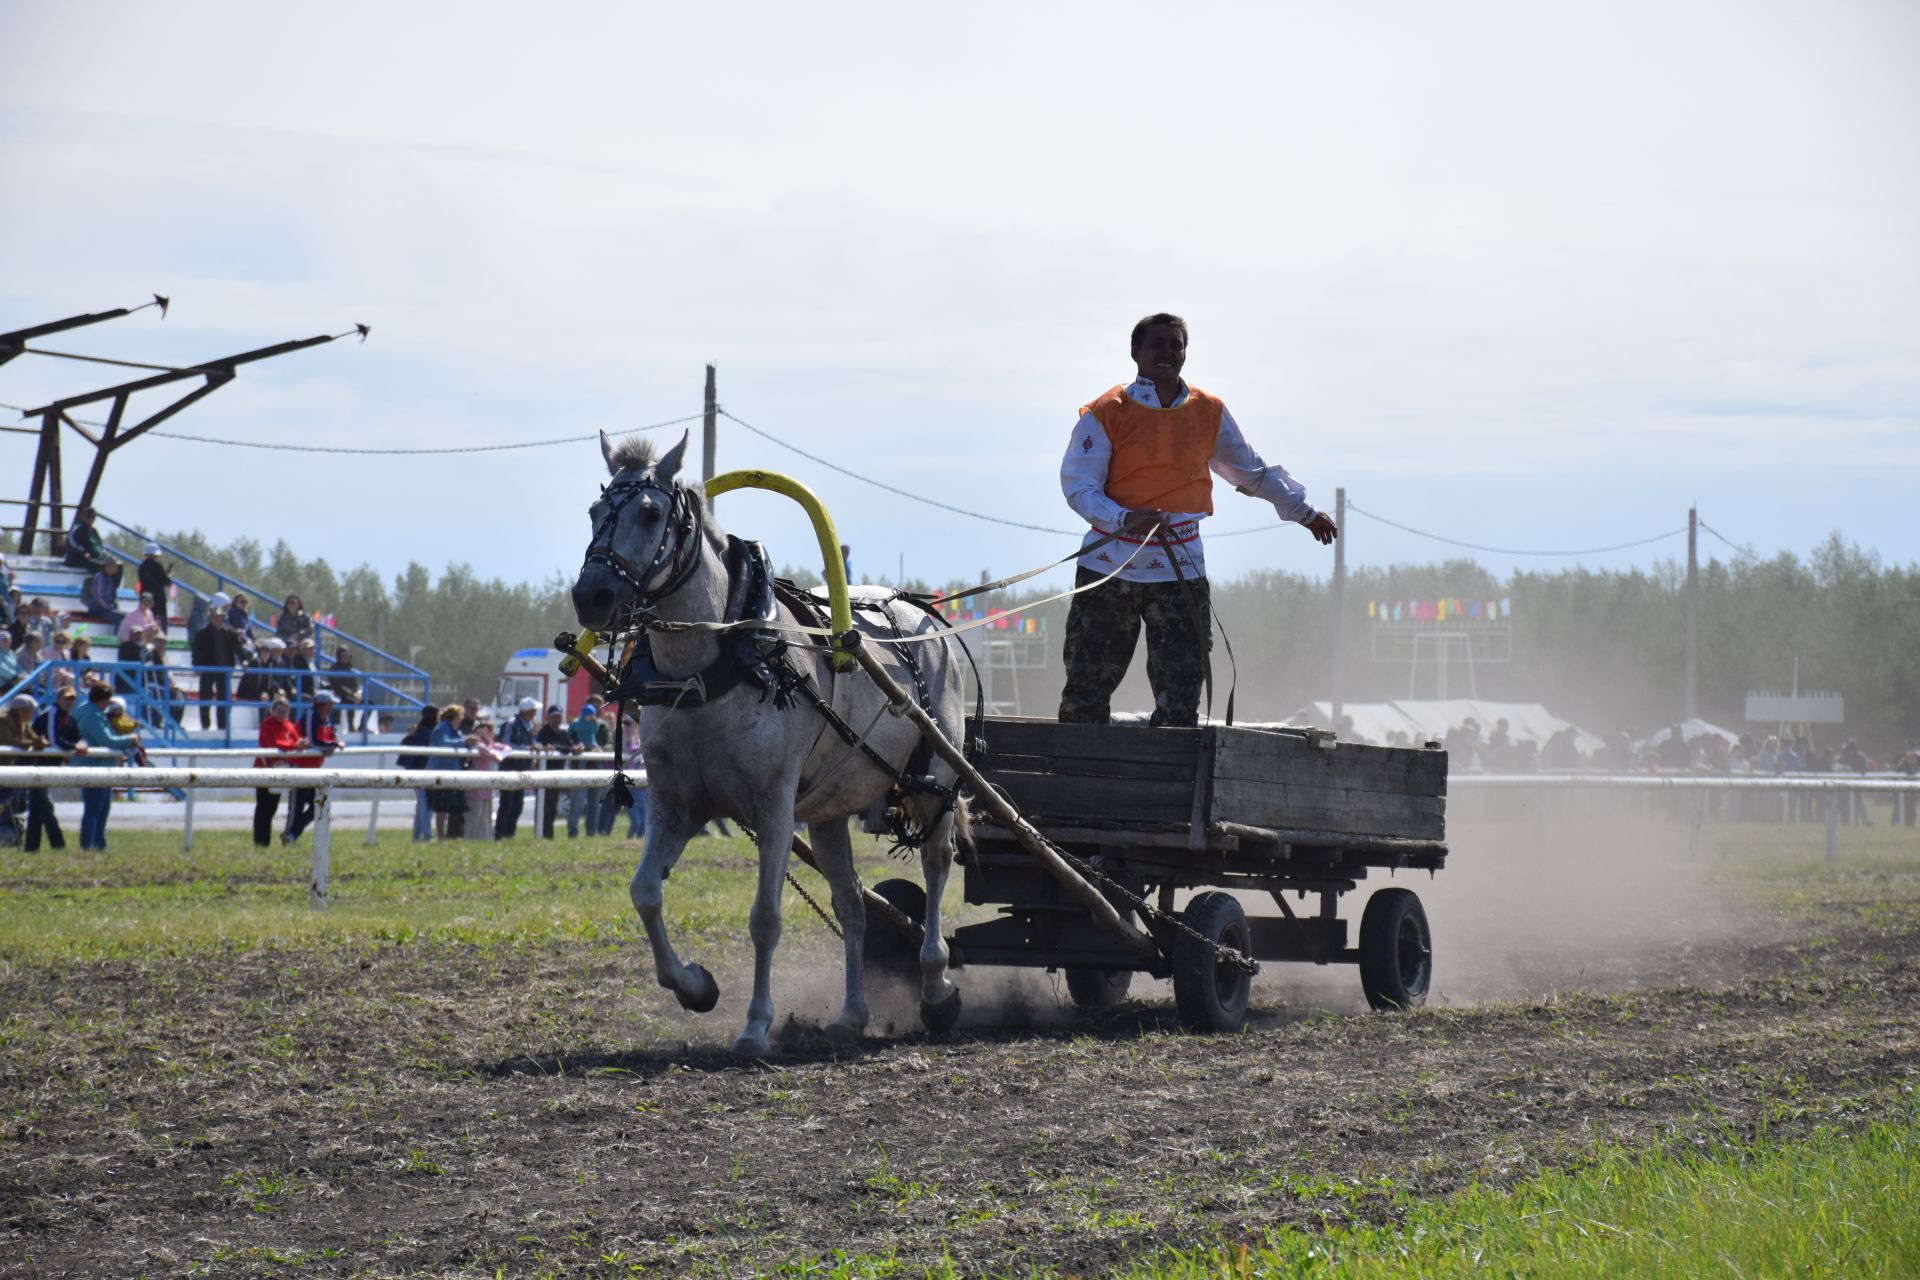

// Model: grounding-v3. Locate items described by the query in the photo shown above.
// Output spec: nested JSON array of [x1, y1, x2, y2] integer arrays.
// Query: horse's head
[[572, 429, 704, 631]]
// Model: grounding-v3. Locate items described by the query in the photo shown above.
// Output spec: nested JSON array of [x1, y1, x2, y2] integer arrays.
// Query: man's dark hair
[[88, 682, 112, 703], [1130, 312, 1188, 352]]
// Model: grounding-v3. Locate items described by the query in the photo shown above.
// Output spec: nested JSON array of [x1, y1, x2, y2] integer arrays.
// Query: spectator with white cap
[[494, 696, 541, 839], [137, 544, 172, 634]]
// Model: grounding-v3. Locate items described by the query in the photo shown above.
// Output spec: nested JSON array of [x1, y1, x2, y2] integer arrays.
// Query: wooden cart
[[867, 716, 1449, 1032]]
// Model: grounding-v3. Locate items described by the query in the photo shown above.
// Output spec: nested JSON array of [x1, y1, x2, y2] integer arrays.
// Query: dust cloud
[[1247, 816, 1792, 1013], [687, 817, 1792, 1046]]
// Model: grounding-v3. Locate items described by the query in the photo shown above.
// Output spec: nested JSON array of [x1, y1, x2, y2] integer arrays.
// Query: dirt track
[[4, 832, 1918, 1277]]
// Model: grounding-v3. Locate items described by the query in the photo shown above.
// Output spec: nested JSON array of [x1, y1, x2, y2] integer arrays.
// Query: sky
[[3, 1, 1917, 603]]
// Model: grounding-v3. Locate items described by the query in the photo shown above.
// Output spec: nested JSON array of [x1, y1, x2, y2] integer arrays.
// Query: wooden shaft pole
[[839, 632, 1162, 965]]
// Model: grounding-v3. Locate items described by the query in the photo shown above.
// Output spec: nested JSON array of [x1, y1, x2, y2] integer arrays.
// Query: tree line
[[117, 529, 1920, 752]]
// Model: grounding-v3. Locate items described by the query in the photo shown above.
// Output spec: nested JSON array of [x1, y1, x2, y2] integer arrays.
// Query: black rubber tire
[[862, 878, 926, 974], [1170, 891, 1252, 1033], [1358, 887, 1432, 1011], [1064, 967, 1133, 1009]]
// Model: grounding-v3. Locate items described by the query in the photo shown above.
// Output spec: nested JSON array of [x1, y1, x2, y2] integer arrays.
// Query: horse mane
[[603, 432, 725, 554], [606, 435, 657, 474]]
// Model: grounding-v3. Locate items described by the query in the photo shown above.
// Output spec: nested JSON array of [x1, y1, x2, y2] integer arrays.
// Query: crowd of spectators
[[393, 695, 648, 845]]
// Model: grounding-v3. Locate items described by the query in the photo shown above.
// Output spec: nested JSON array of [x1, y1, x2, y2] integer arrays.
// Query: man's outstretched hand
[[1304, 512, 1339, 545]]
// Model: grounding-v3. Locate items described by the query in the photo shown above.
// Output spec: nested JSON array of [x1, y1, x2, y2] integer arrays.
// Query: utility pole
[[702, 363, 717, 483], [1685, 505, 1699, 721], [1331, 486, 1347, 732]]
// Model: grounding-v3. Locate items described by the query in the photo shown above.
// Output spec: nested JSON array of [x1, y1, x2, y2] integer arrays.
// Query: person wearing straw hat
[[1057, 312, 1337, 727]]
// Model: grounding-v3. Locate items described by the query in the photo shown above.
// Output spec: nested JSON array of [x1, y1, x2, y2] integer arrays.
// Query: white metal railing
[[0, 765, 639, 900], [1449, 772, 1920, 861], [5, 765, 1914, 901]]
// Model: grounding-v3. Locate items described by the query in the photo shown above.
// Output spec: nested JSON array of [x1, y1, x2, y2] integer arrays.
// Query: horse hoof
[[732, 1034, 771, 1059], [826, 1018, 866, 1047], [677, 964, 720, 1013], [919, 986, 962, 1034]]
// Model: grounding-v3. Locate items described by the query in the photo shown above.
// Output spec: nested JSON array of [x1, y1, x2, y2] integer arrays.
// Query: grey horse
[[571, 431, 968, 1057]]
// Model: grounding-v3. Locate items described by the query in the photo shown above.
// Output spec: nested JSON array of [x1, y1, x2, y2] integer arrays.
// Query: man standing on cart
[[1059, 313, 1337, 726]]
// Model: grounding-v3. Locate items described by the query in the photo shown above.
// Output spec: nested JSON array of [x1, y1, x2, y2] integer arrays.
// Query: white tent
[[1633, 717, 1741, 753]]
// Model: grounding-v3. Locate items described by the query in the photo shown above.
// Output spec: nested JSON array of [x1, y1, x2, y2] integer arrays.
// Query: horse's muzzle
[[572, 563, 628, 631]]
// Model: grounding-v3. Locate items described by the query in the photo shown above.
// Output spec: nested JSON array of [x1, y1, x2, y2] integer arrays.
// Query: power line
[[4, 389, 1723, 562], [716, 408, 1076, 535], [1347, 502, 1687, 557], [0, 402, 705, 455], [1698, 520, 1760, 561]]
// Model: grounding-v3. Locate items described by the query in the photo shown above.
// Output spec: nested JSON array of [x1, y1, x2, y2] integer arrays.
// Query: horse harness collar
[[593, 480, 963, 850]]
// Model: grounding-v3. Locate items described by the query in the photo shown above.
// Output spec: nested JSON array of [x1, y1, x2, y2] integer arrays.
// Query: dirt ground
[[3, 822, 1918, 1277]]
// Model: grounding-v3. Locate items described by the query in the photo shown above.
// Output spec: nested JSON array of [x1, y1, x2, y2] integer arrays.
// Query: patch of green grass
[[1131, 1098, 1920, 1279], [0, 828, 916, 962]]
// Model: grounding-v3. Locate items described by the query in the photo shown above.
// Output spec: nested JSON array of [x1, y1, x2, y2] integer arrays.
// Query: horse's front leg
[[629, 803, 719, 1013], [917, 811, 962, 1032], [806, 816, 869, 1043], [736, 806, 797, 1058]]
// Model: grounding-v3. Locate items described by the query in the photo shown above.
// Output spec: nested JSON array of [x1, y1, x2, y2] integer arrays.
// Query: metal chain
[[784, 870, 842, 939]]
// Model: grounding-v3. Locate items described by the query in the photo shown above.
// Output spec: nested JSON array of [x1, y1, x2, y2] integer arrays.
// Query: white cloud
[[2, 1, 1916, 597]]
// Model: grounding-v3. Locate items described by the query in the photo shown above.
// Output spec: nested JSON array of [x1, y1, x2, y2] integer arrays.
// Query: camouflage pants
[[1058, 567, 1211, 727]]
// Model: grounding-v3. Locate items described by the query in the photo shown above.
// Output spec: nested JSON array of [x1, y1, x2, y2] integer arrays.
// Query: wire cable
[[0, 402, 705, 455], [717, 409, 1076, 535], [1347, 502, 1687, 557], [1698, 520, 1760, 561]]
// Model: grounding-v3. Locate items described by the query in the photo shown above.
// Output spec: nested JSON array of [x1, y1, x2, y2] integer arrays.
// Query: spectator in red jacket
[[252, 696, 306, 847], [279, 689, 341, 846]]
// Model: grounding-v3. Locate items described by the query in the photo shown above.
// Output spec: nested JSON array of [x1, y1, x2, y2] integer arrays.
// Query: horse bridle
[[580, 472, 706, 630]]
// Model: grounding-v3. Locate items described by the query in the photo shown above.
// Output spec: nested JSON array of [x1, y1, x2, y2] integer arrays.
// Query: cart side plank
[[1210, 776, 1446, 841], [982, 719, 1206, 766], [987, 770, 1194, 824], [1213, 735, 1447, 798], [982, 751, 1196, 784]]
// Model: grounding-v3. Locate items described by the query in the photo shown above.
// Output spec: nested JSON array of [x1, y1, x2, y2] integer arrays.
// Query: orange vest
[[1081, 384, 1224, 515]]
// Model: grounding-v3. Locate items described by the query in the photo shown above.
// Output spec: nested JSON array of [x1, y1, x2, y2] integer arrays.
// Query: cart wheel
[[1358, 887, 1432, 1011], [1065, 967, 1133, 1009], [1171, 891, 1252, 1033], [863, 878, 926, 977]]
